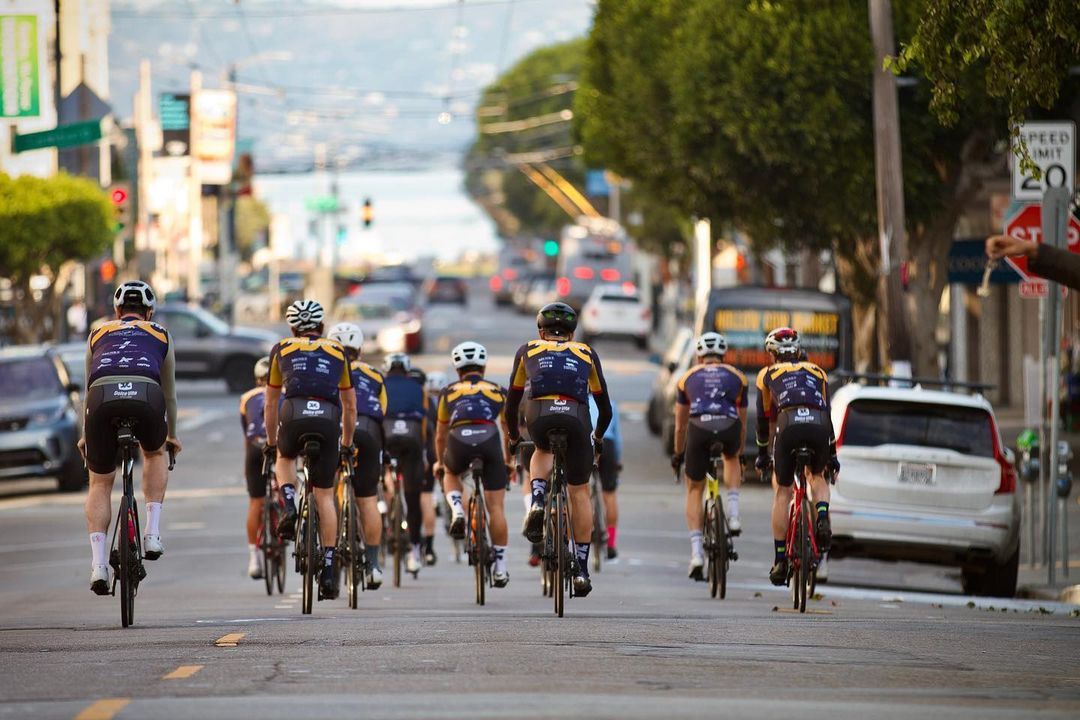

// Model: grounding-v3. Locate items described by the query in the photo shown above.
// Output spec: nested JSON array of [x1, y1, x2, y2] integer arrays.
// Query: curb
[[1017, 583, 1080, 606]]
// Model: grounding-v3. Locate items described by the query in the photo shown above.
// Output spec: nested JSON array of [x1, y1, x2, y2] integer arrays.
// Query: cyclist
[[240, 356, 271, 579], [434, 342, 514, 587], [264, 300, 357, 601], [505, 302, 613, 597], [422, 371, 449, 565], [670, 332, 747, 580], [382, 353, 429, 577], [327, 322, 387, 590], [590, 395, 622, 560], [82, 281, 181, 595], [754, 327, 837, 586]]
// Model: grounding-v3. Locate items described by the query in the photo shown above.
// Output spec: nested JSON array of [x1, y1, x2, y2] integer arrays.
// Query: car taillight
[[490, 276, 503, 291], [589, 307, 599, 316], [641, 307, 651, 320], [503, 269, 518, 281], [600, 268, 620, 282], [988, 416, 1015, 494], [556, 277, 571, 296], [573, 267, 595, 280], [622, 282, 637, 293]]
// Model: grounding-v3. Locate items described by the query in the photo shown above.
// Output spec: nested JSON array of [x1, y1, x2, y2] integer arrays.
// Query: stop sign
[[1003, 204, 1080, 280]]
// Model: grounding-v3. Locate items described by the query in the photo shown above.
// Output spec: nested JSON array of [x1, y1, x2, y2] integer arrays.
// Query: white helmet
[[254, 356, 271, 381], [425, 371, 449, 393], [765, 327, 801, 361], [328, 322, 364, 351], [113, 280, 156, 315], [451, 341, 488, 369], [285, 299, 325, 333], [695, 332, 728, 357], [383, 352, 411, 373]]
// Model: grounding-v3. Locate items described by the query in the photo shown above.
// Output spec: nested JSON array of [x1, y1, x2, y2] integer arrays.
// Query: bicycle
[[292, 436, 323, 614], [703, 446, 738, 599], [108, 420, 175, 628], [383, 456, 409, 588], [522, 431, 577, 618], [463, 458, 492, 605], [785, 446, 821, 613], [259, 454, 287, 596], [335, 454, 367, 609], [589, 468, 606, 575]]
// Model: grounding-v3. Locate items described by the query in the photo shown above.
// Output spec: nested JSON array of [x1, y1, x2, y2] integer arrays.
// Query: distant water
[[254, 166, 499, 264]]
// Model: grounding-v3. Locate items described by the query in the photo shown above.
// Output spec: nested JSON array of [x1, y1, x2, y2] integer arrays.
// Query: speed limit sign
[[1012, 121, 1075, 201]]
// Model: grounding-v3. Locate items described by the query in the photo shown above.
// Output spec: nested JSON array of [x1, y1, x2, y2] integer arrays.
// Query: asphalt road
[[1, 294, 1078, 720]]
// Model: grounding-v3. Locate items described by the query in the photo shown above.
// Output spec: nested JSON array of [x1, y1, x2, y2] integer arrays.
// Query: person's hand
[[828, 454, 841, 477], [508, 436, 521, 455], [263, 444, 277, 463], [591, 435, 604, 458], [670, 452, 684, 472], [755, 449, 772, 473], [339, 445, 356, 465], [433, 461, 444, 478], [166, 437, 182, 455], [986, 234, 1035, 261]]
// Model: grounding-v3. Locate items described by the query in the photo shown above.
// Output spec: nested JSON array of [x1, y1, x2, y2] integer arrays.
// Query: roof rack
[[833, 371, 994, 393]]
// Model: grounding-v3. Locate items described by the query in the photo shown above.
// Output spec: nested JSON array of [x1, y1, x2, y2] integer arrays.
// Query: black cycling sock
[[774, 539, 786, 563], [815, 501, 829, 517], [423, 535, 434, 553], [575, 542, 590, 574], [365, 545, 380, 569], [530, 479, 546, 504], [281, 485, 296, 505]]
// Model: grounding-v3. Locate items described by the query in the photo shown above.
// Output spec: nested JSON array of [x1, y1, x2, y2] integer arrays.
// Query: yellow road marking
[[162, 665, 203, 680], [776, 608, 834, 615], [214, 632, 245, 647], [75, 698, 130, 720]]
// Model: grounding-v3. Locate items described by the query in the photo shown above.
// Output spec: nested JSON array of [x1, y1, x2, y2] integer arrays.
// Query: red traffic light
[[110, 188, 128, 205]]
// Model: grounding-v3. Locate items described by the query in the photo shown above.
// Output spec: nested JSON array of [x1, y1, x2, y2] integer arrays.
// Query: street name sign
[[13, 119, 101, 153], [1012, 121, 1076, 200], [0, 13, 43, 118], [1002, 203, 1080, 281]]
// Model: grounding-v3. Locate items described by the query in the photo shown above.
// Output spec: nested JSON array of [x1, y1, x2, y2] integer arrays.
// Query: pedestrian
[[66, 298, 88, 340], [985, 234, 1080, 290]]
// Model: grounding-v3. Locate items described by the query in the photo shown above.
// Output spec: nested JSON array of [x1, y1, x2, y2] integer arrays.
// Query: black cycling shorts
[[244, 442, 266, 498], [524, 398, 593, 487], [773, 407, 831, 488], [278, 397, 341, 490], [685, 416, 742, 482], [383, 418, 425, 493], [598, 437, 618, 492], [352, 416, 383, 498], [445, 424, 508, 492], [84, 380, 168, 475]]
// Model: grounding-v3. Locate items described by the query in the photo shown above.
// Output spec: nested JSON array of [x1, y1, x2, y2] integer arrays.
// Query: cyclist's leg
[[683, 422, 710, 573], [353, 420, 383, 573], [275, 400, 304, 523], [245, 442, 266, 575], [563, 406, 595, 574], [770, 423, 797, 583], [720, 419, 743, 528], [443, 429, 471, 535], [480, 432, 510, 546], [420, 456, 437, 562], [803, 420, 833, 547], [599, 437, 618, 554], [130, 384, 169, 555], [83, 387, 119, 585]]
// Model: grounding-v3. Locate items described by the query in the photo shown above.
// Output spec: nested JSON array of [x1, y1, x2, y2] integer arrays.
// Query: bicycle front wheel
[[793, 501, 808, 613], [302, 497, 317, 615], [261, 497, 274, 596], [800, 499, 815, 610], [117, 495, 135, 628], [554, 490, 565, 618], [346, 493, 360, 609], [391, 495, 404, 588], [473, 498, 486, 606]]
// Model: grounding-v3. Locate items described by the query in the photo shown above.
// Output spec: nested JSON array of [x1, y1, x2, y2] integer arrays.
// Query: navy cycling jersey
[[267, 335, 352, 404], [438, 376, 506, 427], [384, 373, 428, 420], [350, 361, 388, 422], [509, 339, 606, 404], [755, 361, 829, 417], [88, 317, 171, 385], [240, 387, 267, 442], [676, 362, 748, 419]]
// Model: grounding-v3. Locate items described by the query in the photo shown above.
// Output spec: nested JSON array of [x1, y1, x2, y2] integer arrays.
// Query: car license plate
[[898, 462, 936, 486]]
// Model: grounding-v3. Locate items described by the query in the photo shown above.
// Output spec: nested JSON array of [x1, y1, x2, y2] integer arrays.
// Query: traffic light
[[362, 197, 374, 229], [109, 183, 133, 245], [543, 239, 559, 256]]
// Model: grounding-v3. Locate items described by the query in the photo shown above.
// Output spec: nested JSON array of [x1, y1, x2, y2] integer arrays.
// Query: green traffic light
[[543, 240, 559, 256]]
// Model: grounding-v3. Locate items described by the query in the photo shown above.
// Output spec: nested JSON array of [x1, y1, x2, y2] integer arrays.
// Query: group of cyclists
[[81, 279, 838, 605]]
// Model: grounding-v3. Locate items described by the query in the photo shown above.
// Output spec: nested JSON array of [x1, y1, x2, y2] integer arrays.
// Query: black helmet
[[537, 301, 577, 337]]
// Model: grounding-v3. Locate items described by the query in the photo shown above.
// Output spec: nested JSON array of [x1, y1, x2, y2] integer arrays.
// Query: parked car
[[828, 382, 1021, 597], [0, 346, 85, 492], [423, 275, 468, 305], [511, 271, 550, 314], [491, 247, 535, 306], [646, 327, 695, 436], [579, 284, 651, 349], [151, 304, 279, 393], [525, 276, 557, 312], [334, 283, 424, 355], [52, 342, 88, 389]]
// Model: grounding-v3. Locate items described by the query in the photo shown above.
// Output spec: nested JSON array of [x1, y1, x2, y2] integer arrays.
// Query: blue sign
[[947, 237, 1019, 285], [586, 169, 610, 197]]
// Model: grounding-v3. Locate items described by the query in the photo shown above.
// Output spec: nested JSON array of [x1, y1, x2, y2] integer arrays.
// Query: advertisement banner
[[192, 89, 236, 185], [0, 12, 42, 118]]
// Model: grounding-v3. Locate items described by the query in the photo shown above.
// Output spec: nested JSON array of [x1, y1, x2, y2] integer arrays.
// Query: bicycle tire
[[591, 476, 603, 574], [347, 491, 360, 609], [391, 494, 403, 588], [274, 517, 287, 595], [554, 489, 565, 618], [118, 494, 134, 628], [474, 497, 486, 606], [717, 497, 728, 600], [302, 495, 317, 615], [800, 498, 814, 610], [794, 501, 807, 613], [261, 497, 274, 596]]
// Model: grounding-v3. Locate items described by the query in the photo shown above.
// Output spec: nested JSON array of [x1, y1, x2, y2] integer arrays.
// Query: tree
[[0, 173, 113, 343], [234, 195, 271, 263]]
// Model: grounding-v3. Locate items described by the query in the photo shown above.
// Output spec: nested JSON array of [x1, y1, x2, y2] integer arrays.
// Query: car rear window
[[599, 294, 640, 303], [842, 400, 995, 457], [0, 358, 61, 400]]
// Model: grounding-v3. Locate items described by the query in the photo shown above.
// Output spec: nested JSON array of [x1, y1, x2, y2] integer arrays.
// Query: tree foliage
[[234, 195, 271, 262]]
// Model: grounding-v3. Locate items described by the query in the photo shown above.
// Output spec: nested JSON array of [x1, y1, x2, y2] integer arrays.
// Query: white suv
[[828, 383, 1020, 597]]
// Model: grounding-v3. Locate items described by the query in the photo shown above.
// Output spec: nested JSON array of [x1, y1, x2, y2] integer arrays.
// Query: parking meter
[[1016, 429, 1040, 484], [1055, 441, 1073, 499]]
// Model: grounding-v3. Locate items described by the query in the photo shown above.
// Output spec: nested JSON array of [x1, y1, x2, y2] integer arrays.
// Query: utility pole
[[188, 70, 202, 303], [868, 0, 912, 374]]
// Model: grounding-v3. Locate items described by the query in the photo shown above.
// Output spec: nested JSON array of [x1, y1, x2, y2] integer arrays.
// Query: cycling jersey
[[349, 360, 388, 422], [267, 334, 352, 403], [239, 387, 267, 442], [437, 375, 506, 427], [676, 362, 748, 419], [756, 361, 832, 486], [384, 373, 428, 421], [756, 361, 828, 415], [88, 318, 170, 386]]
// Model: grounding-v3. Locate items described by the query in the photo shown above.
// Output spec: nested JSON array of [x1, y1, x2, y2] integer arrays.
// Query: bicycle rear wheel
[[261, 497, 274, 596], [391, 494, 404, 588], [716, 499, 728, 599], [346, 493, 360, 609], [793, 501, 808, 613], [591, 476, 604, 574], [473, 497, 487, 606], [800, 498, 815, 609], [554, 489, 565, 618], [301, 496, 317, 614], [117, 495, 135, 628]]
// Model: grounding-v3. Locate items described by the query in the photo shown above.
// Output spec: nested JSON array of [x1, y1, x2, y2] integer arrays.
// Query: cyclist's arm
[[434, 392, 450, 463], [161, 339, 178, 438], [588, 348, 613, 439], [754, 368, 771, 447], [265, 349, 283, 446], [738, 373, 749, 449], [608, 400, 622, 459], [673, 369, 691, 455], [504, 345, 528, 442]]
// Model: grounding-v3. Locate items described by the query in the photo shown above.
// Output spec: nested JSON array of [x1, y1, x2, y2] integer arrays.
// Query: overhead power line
[[113, 0, 545, 19]]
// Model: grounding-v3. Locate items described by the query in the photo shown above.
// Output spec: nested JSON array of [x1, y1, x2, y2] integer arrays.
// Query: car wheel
[[646, 395, 661, 436], [57, 453, 87, 493], [224, 357, 254, 394], [963, 546, 1020, 597]]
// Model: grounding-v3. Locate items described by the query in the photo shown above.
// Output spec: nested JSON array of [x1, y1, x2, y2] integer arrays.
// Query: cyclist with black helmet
[[434, 341, 515, 587], [755, 327, 837, 586], [671, 332, 748, 580], [264, 300, 357, 600], [82, 280, 181, 595], [240, 356, 272, 579], [505, 301, 613, 598], [328, 322, 387, 590], [382, 353, 430, 578]]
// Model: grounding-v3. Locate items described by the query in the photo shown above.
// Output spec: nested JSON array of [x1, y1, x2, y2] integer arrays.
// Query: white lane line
[[167, 522, 206, 531], [178, 409, 229, 433]]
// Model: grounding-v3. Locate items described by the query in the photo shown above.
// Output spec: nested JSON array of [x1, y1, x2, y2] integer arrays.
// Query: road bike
[[785, 446, 821, 613], [463, 458, 492, 605], [589, 468, 606, 574], [383, 456, 409, 588], [335, 454, 367, 609], [523, 431, 577, 618], [293, 436, 323, 615], [702, 446, 738, 599], [108, 419, 175, 628], [259, 453, 287, 596]]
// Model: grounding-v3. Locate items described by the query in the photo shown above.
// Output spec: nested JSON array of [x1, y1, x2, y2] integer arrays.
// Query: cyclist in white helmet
[[434, 341, 515, 587], [671, 332, 748, 580], [240, 356, 271, 579]]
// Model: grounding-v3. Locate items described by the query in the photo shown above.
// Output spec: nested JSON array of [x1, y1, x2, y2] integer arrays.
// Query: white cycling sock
[[727, 489, 740, 518], [89, 532, 108, 567], [145, 502, 162, 537], [689, 530, 703, 558], [493, 545, 508, 573], [447, 490, 463, 513], [248, 543, 259, 560]]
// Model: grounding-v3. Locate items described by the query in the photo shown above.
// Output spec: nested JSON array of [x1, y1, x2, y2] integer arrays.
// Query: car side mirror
[[196, 323, 212, 338]]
